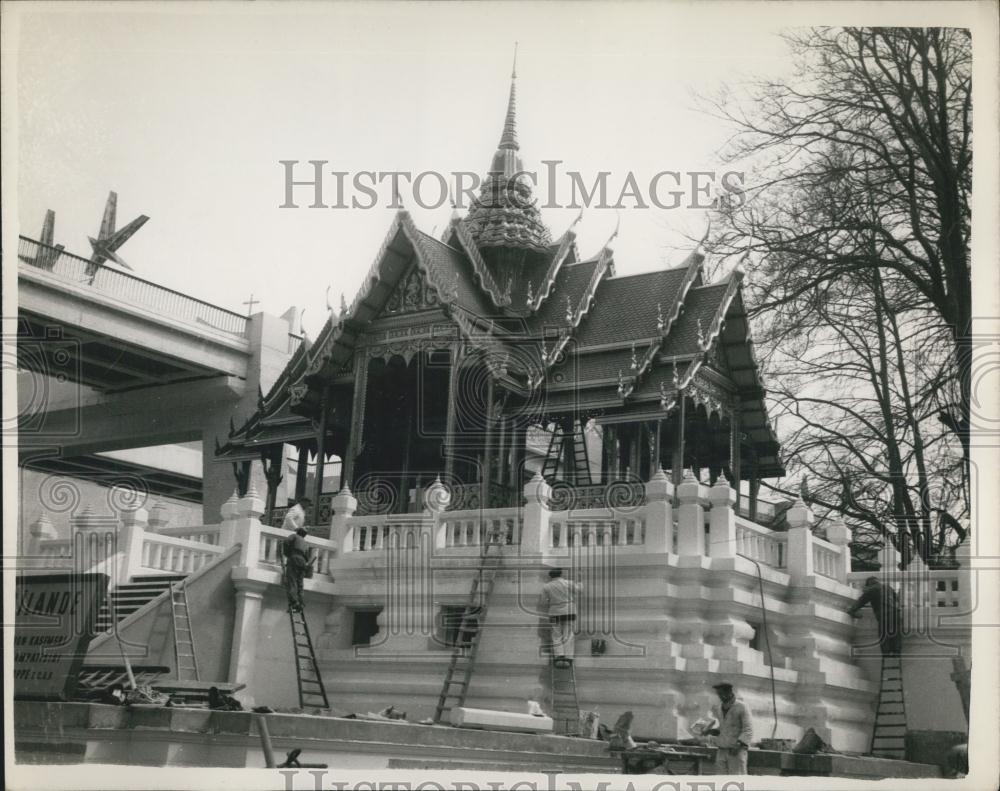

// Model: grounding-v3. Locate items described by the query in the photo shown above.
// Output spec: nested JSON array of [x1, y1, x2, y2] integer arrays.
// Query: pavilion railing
[[735, 516, 787, 569], [437, 508, 522, 547], [18, 236, 249, 338]]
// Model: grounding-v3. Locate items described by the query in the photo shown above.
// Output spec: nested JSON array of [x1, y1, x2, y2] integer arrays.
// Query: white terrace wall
[[315, 472, 883, 752], [38, 472, 968, 754]]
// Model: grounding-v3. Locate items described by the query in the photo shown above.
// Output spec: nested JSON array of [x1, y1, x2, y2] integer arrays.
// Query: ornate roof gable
[[527, 212, 583, 312], [618, 249, 705, 399], [447, 216, 510, 308], [621, 266, 744, 401], [296, 210, 468, 386]]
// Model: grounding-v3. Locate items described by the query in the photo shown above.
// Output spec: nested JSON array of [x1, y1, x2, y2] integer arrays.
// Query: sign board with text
[[14, 572, 108, 700]]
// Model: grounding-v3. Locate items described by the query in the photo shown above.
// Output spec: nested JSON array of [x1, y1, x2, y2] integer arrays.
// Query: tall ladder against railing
[[287, 604, 330, 710], [170, 582, 200, 681], [433, 532, 504, 724], [541, 420, 592, 485], [549, 659, 581, 735], [870, 654, 906, 759]]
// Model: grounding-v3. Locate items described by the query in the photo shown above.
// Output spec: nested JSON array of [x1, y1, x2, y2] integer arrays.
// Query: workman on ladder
[[847, 576, 902, 655], [283, 526, 314, 612], [282, 497, 312, 532], [538, 567, 583, 667]]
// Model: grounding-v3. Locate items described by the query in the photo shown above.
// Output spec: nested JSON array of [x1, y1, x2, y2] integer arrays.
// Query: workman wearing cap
[[707, 681, 754, 774]]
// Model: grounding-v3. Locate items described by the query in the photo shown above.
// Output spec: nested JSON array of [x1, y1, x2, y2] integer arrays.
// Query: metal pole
[[256, 713, 277, 768]]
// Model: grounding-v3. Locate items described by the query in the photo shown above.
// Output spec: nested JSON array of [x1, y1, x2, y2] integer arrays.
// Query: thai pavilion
[[217, 69, 783, 528]]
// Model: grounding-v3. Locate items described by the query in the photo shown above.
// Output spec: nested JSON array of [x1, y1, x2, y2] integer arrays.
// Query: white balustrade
[[37, 539, 73, 567], [930, 570, 961, 607], [346, 515, 430, 552], [549, 508, 647, 549], [812, 536, 841, 580], [438, 508, 522, 548], [138, 534, 223, 575], [153, 525, 221, 545], [735, 517, 786, 569]]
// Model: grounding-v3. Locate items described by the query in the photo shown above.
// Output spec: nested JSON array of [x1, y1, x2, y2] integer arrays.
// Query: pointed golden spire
[[499, 42, 519, 151]]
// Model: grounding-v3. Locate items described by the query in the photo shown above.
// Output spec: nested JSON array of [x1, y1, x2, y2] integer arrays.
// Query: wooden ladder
[[549, 659, 581, 736], [170, 582, 200, 682], [432, 535, 503, 724], [541, 421, 592, 485], [288, 604, 330, 710], [870, 654, 906, 759]]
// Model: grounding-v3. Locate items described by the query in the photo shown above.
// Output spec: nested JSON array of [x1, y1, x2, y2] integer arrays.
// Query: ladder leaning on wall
[[870, 654, 907, 759], [287, 604, 330, 710], [549, 658, 581, 735], [170, 581, 200, 682], [279, 556, 331, 710], [432, 531, 504, 724]]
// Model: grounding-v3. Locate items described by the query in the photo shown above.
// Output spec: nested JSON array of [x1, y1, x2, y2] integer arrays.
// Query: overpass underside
[[16, 239, 296, 520]]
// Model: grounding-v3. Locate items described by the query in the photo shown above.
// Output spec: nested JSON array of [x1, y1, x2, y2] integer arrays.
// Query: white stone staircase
[[95, 575, 185, 632]]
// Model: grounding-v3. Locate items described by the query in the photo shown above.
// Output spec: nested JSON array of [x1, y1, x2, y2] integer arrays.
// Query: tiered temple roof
[[218, 65, 783, 480]]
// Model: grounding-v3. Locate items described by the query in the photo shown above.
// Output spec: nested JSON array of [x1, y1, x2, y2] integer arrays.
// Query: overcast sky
[[9, 1, 993, 338]]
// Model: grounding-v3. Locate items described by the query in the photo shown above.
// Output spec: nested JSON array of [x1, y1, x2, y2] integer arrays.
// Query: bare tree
[[703, 27, 971, 565]]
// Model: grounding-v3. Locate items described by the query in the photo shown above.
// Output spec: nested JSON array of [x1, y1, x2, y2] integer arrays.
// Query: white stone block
[[450, 707, 554, 734]]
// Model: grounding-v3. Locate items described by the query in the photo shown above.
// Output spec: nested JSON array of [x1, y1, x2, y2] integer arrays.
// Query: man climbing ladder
[[283, 526, 314, 612], [538, 568, 584, 667]]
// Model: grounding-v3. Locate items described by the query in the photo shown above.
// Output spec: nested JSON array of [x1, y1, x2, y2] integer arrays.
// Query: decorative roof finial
[[502, 275, 513, 305], [339, 292, 348, 314], [656, 302, 665, 334], [605, 211, 621, 252], [526, 278, 534, 306], [565, 295, 574, 324], [617, 370, 626, 398], [672, 357, 680, 389], [696, 317, 706, 348], [659, 381, 671, 411], [630, 342, 638, 371], [499, 43, 519, 151]]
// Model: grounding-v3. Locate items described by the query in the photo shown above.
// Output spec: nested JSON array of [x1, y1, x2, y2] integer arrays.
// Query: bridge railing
[[18, 236, 249, 337]]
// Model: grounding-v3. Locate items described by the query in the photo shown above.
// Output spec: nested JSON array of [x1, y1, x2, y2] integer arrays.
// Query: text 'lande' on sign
[[14, 572, 108, 700]]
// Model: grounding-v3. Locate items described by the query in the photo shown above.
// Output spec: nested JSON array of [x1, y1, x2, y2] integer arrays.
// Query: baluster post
[[424, 477, 450, 550], [644, 468, 673, 553], [676, 469, 707, 557], [707, 473, 737, 558], [331, 486, 359, 555], [522, 473, 552, 557], [785, 497, 815, 583], [28, 513, 58, 558]]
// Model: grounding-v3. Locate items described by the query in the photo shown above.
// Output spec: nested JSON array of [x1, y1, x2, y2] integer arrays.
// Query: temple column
[[652, 419, 662, 472], [510, 422, 527, 490], [262, 446, 283, 523], [481, 376, 495, 506], [672, 395, 687, 487], [443, 345, 461, 482], [730, 412, 742, 512], [294, 445, 309, 500], [343, 352, 370, 489], [497, 413, 508, 488], [311, 386, 330, 525], [749, 471, 760, 522], [400, 387, 414, 512]]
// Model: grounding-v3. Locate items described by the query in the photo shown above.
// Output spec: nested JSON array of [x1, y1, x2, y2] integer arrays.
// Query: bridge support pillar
[[201, 311, 296, 522]]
